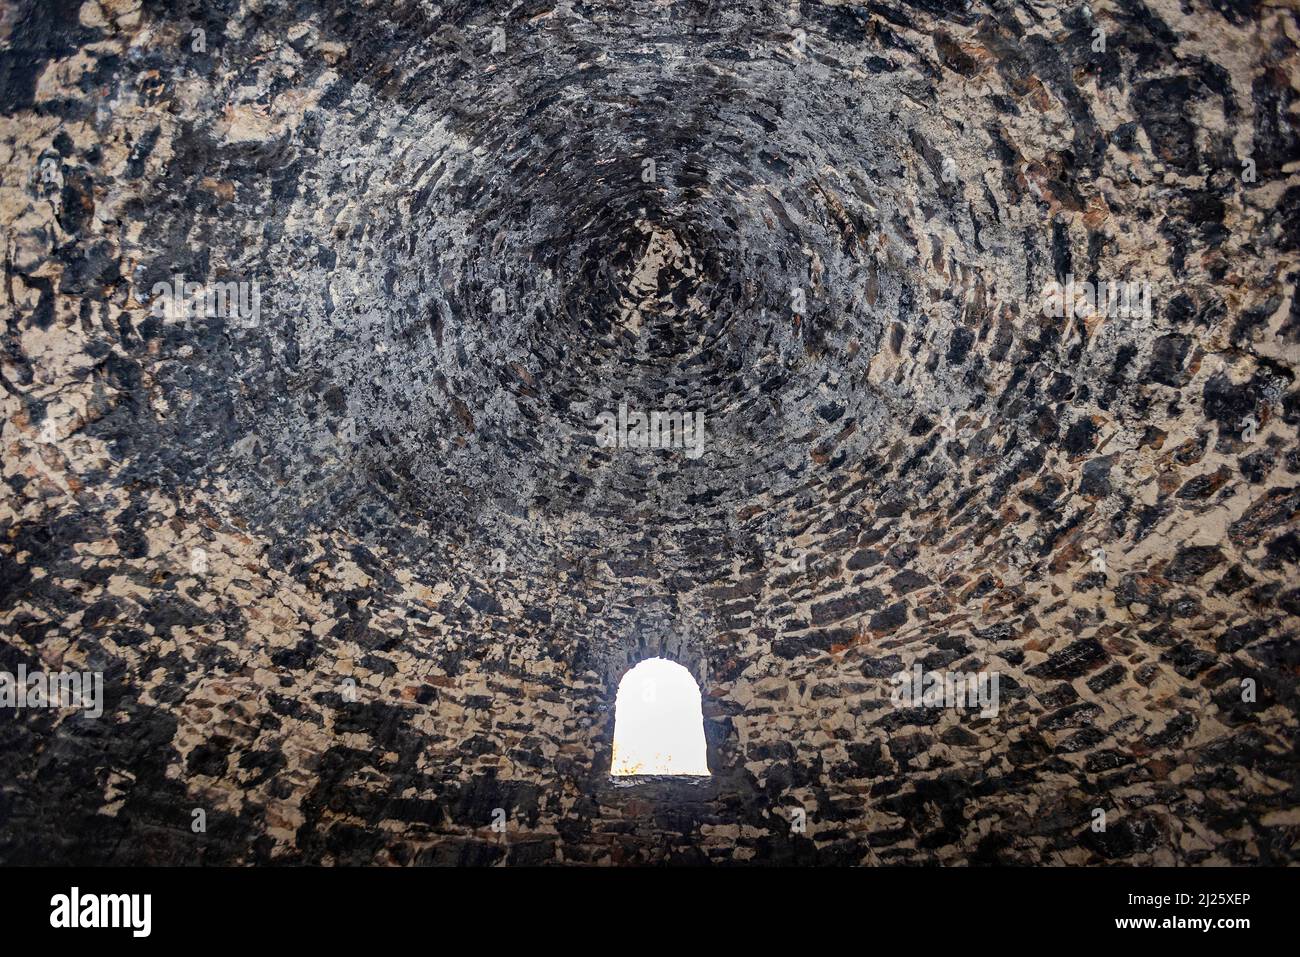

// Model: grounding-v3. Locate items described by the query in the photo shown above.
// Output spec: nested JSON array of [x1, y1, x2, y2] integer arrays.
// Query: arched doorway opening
[[610, 657, 709, 776]]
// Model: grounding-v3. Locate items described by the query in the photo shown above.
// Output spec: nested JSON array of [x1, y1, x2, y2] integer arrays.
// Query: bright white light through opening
[[610, 657, 709, 777]]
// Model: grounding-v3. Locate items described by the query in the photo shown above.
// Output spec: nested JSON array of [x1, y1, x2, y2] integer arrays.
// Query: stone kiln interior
[[1, 0, 1298, 866]]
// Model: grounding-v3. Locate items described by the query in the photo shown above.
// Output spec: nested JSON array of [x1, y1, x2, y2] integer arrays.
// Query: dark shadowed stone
[[869, 601, 909, 632], [1055, 726, 1107, 754], [1165, 544, 1226, 582], [1079, 456, 1114, 497], [1085, 749, 1133, 773], [1084, 815, 1162, 859], [1145, 334, 1192, 386], [1038, 702, 1103, 731], [1086, 664, 1126, 693], [1028, 638, 1108, 680], [810, 588, 883, 626]]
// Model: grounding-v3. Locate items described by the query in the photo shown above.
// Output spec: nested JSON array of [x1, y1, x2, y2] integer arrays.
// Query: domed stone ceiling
[[1, 0, 1297, 865]]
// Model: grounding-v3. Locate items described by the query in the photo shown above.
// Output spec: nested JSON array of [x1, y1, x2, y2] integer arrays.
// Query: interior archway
[[611, 658, 709, 777]]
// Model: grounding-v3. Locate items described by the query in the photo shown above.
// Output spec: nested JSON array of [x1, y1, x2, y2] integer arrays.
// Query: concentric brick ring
[[128, 7, 1041, 566]]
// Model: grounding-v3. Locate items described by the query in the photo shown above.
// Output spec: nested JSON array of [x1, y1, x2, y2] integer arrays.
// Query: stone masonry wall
[[1, 0, 1298, 864]]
